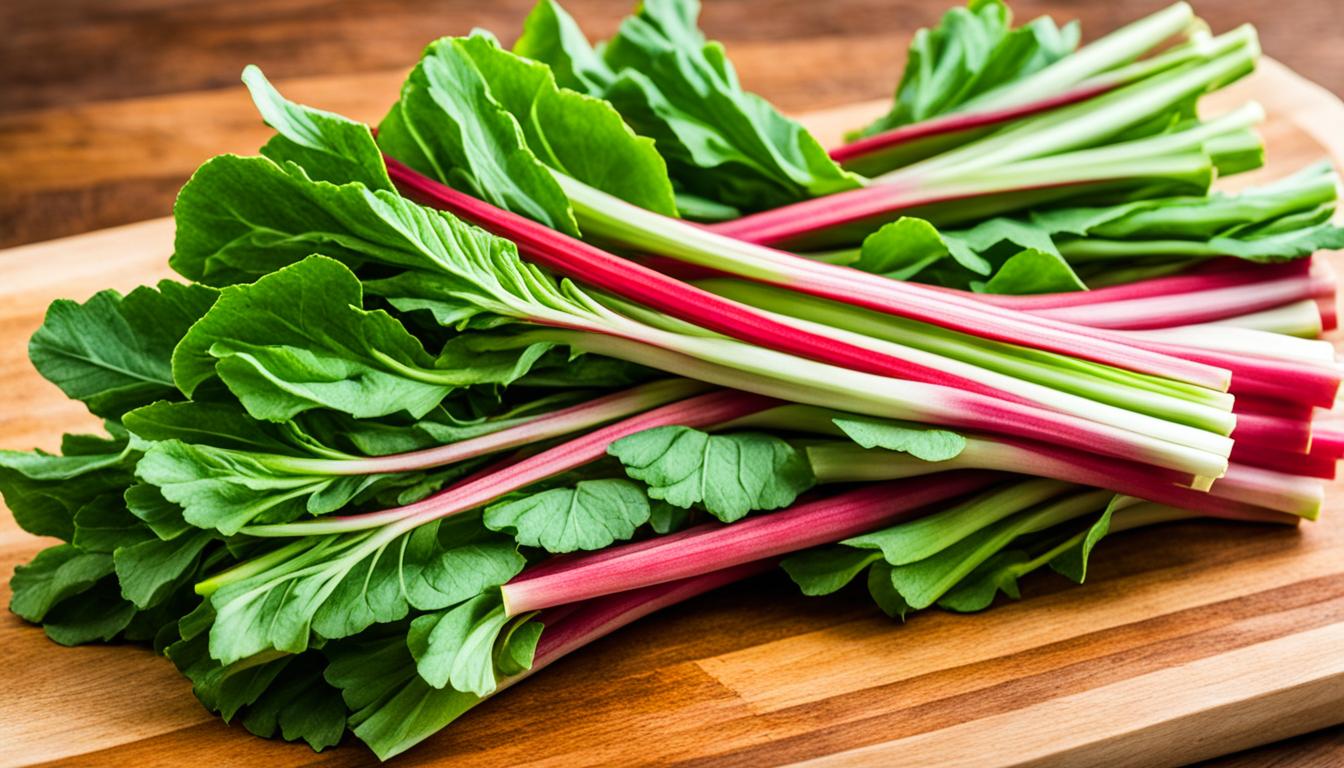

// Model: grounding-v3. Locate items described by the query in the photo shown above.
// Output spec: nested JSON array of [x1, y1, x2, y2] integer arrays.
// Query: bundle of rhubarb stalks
[[7, 0, 1344, 759]]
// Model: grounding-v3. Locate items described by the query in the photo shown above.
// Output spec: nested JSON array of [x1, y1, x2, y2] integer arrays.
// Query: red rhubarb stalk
[[239, 389, 776, 536], [386, 156, 1229, 390], [501, 472, 1002, 615]]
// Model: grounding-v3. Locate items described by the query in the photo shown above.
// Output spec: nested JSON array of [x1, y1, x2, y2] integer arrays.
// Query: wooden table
[[3, 2, 1343, 765]]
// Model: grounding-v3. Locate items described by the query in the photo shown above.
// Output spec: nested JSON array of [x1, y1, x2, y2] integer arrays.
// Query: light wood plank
[[1, 59, 1342, 768]]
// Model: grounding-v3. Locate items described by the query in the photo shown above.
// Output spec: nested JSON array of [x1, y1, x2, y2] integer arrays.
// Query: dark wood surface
[[2, 2, 1343, 766], [2, 0, 1342, 249]]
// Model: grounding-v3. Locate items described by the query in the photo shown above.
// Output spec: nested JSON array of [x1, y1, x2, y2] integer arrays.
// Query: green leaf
[[207, 520, 524, 665], [320, 389, 594, 456], [134, 439, 367, 535], [648, 499, 693, 534], [125, 400, 299, 454], [27, 281, 217, 418], [125, 482, 194, 540], [242, 65, 393, 193], [780, 546, 881, 596], [978, 248, 1087, 294], [866, 562, 911, 620], [494, 618, 543, 677], [460, 35, 678, 217], [514, 0, 615, 94], [167, 616, 295, 721], [831, 416, 966, 461], [115, 531, 215, 609], [0, 430, 136, 541], [407, 592, 510, 694], [239, 654, 347, 751], [326, 633, 482, 761], [173, 256, 478, 421], [9, 544, 114, 622], [71, 494, 155, 553], [1048, 497, 1119, 583], [40, 578, 139, 645], [843, 479, 1068, 566], [594, 0, 861, 210], [884, 489, 1110, 609], [853, 217, 988, 280], [484, 478, 650, 553], [857, 0, 1079, 138], [377, 37, 579, 236], [936, 548, 1031, 612], [171, 151, 606, 338], [608, 426, 815, 522], [1205, 222, 1344, 263]]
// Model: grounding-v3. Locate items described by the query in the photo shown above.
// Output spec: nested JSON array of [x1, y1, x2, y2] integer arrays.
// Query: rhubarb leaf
[[114, 531, 215, 609], [407, 592, 510, 694], [831, 416, 966, 461], [9, 544, 114, 623], [917, 165, 1344, 287], [167, 603, 290, 721], [71, 494, 154, 553], [523, 0, 860, 211], [173, 257, 536, 421], [207, 519, 523, 664], [780, 546, 881, 596], [1049, 497, 1119, 583], [977, 249, 1087, 294], [1205, 222, 1344, 263], [854, 217, 990, 279], [866, 562, 911, 620], [938, 497, 1118, 612], [126, 399, 490, 534], [173, 153, 610, 336], [40, 578, 139, 645], [494, 617, 543, 677], [320, 389, 594, 456], [1036, 163, 1341, 240], [133, 439, 380, 535], [242, 65, 393, 193], [0, 431, 136, 541], [377, 38, 580, 235], [514, 0, 615, 94], [648, 499, 692, 534], [935, 548, 1032, 612], [459, 35, 678, 217], [608, 426, 815, 522], [326, 633, 482, 761], [856, 0, 1079, 138], [28, 281, 217, 418], [239, 653, 347, 751], [843, 479, 1068, 566], [125, 482, 194, 540], [484, 478, 651, 553], [883, 490, 1109, 609], [601, 0, 861, 210]]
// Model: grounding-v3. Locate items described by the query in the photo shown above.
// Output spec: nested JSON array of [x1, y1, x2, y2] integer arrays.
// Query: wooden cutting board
[[2, 59, 1342, 768]]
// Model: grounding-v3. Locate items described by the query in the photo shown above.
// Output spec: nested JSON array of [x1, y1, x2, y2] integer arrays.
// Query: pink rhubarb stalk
[[805, 434, 1320, 517], [969, 260, 1320, 310], [830, 81, 1118, 172], [273, 379, 708, 476], [524, 560, 775, 675], [1230, 440, 1337, 480], [501, 471, 1003, 615], [239, 389, 776, 536], [385, 156, 1230, 391]]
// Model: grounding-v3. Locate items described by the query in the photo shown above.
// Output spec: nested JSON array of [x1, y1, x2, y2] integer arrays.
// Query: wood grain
[[1, 51, 1343, 768], [4, 0, 1343, 248]]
